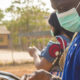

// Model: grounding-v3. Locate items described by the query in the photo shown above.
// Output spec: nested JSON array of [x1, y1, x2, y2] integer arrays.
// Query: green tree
[[0, 9, 4, 21], [3, 0, 50, 49]]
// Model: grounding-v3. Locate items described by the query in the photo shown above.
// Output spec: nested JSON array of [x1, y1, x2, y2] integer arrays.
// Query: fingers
[[27, 47, 37, 57], [21, 74, 33, 80], [21, 74, 28, 80], [27, 46, 41, 57], [21, 69, 52, 80], [27, 46, 36, 52]]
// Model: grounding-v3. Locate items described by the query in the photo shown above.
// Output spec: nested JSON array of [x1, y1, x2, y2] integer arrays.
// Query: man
[[50, 0, 80, 80]]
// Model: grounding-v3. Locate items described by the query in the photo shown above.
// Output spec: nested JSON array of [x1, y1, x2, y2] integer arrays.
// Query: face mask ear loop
[[76, 2, 80, 10]]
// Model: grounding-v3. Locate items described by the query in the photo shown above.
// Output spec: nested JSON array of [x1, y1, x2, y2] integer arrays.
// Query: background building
[[0, 26, 10, 48]]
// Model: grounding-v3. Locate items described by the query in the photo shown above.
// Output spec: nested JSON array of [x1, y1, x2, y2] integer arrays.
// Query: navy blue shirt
[[62, 32, 80, 80]]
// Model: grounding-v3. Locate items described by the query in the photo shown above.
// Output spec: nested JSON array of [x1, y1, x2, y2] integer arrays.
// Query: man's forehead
[[50, 0, 80, 13]]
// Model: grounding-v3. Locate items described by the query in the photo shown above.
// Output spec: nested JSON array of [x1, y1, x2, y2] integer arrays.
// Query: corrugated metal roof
[[0, 26, 10, 34]]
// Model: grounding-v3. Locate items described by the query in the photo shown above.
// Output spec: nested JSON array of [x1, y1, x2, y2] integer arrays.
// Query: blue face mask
[[56, 8, 80, 32], [50, 30, 54, 36]]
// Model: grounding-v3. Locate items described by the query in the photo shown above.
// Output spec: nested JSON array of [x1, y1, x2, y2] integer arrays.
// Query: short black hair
[[48, 12, 74, 39]]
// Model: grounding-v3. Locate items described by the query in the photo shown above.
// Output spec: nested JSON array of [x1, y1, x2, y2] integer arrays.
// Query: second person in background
[[27, 12, 74, 76]]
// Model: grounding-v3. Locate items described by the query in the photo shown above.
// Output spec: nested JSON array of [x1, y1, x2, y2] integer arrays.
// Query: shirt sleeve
[[40, 41, 61, 63], [77, 46, 80, 65]]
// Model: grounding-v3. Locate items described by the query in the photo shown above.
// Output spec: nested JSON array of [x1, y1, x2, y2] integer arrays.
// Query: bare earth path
[[0, 49, 33, 65], [0, 49, 36, 78]]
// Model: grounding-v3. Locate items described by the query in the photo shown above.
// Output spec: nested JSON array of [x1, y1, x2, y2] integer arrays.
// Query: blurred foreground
[[0, 63, 36, 77]]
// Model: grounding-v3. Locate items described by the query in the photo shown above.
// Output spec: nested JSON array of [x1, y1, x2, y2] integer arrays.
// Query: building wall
[[0, 34, 9, 47]]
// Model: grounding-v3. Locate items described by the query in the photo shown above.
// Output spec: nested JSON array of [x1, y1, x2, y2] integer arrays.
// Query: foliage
[[0, 9, 4, 22], [3, 0, 51, 50], [20, 37, 52, 50]]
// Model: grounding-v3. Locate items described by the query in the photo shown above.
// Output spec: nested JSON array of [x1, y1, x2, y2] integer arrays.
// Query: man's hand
[[21, 69, 52, 80], [21, 69, 62, 80]]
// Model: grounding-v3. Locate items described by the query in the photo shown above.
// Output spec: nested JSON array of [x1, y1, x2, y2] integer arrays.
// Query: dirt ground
[[0, 49, 36, 78], [0, 49, 33, 65], [0, 63, 36, 78]]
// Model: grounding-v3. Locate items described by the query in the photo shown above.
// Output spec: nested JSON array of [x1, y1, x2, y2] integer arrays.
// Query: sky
[[45, 1, 54, 12], [0, 0, 12, 10], [0, 0, 54, 20], [33, 0, 54, 12]]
